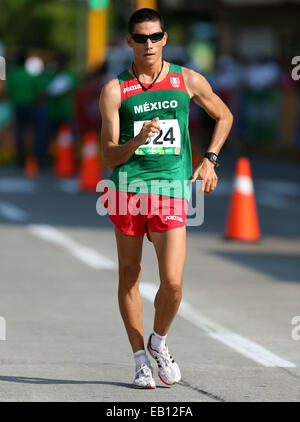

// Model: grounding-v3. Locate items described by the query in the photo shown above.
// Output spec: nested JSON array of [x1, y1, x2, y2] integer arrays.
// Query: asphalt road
[[0, 153, 299, 402]]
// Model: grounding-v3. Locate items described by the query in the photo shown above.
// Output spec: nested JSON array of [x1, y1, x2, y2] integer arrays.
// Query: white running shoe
[[132, 363, 156, 389], [147, 334, 181, 386]]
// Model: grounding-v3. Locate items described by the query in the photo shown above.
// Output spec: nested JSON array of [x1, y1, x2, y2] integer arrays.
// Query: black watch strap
[[204, 152, 219, 167]]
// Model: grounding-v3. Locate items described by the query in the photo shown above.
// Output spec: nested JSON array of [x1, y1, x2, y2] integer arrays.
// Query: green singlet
[[110, 63, 192, 200]]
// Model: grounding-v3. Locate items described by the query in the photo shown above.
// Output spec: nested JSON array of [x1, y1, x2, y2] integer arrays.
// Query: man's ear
[[162, 32, 168, 47], [126, 34, 133, 49]]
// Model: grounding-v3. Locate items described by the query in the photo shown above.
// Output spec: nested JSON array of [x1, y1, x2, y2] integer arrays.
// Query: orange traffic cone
[[225, 157, 260, 241], [78, 131, 102, 191], [54, 123, 76, 178], [24, 155, 39, 179]]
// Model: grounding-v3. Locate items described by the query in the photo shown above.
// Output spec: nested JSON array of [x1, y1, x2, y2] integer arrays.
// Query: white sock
[[134, 349, 149, 368], [151, 330, 167, 351]]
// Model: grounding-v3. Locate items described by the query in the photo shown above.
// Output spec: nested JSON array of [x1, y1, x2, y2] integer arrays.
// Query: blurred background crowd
[[0, 0, 300, 171]]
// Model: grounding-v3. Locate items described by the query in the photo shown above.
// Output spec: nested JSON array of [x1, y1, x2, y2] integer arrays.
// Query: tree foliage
[[0, 0, 77, 61]]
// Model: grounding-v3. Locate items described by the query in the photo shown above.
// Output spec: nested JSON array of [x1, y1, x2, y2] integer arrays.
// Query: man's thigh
[[148, 226, 186, 284], [114, 225, 144, 268]]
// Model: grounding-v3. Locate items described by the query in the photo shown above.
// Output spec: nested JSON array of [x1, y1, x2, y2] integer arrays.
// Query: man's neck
[[132, 58, 164, 81]]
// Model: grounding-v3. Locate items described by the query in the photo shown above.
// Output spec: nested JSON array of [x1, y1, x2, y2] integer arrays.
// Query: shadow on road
[[0, 375, 131, 387], [0, 375, 169, 389]]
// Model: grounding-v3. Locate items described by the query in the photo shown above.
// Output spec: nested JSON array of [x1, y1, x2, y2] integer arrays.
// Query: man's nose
[[145, 38, 153, 48]]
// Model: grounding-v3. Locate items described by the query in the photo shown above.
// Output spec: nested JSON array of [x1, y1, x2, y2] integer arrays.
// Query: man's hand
[[191, 158, 218, 194], [100, 81, 162, 168], [135, 117, 161, 146]]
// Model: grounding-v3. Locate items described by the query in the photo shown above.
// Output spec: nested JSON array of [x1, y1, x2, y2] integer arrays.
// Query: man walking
[[99, 8, 233, 389]]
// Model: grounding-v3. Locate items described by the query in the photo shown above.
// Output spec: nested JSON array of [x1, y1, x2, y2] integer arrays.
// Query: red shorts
[[100, 189, 188, 242]]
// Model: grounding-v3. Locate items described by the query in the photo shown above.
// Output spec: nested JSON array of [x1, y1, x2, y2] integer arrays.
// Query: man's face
[[127, 20, 167, 66]]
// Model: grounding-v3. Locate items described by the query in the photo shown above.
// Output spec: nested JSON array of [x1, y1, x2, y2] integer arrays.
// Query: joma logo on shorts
[[164, 215, 183, 222], [134, 100, 178, 114], [123, 84, 141, 94]]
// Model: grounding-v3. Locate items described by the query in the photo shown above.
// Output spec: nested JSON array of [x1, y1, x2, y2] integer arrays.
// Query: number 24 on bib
[[134, 119, 181, 156]]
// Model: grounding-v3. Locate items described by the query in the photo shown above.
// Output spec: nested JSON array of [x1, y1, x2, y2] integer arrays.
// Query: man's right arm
[[99, 79, 161, 168]]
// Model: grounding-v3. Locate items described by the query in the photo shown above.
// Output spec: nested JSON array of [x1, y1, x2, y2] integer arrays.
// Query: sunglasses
[[130, 32, 165, 44]]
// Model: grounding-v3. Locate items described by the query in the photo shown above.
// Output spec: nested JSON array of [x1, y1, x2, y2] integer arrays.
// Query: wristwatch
[[204, 152, 219, 167]]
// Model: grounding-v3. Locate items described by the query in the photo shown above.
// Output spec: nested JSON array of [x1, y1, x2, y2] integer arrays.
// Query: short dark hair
[[128, 8, 164, 34]]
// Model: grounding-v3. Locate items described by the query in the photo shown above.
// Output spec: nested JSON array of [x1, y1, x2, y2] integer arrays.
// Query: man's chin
[[143, 54, 159, 65]]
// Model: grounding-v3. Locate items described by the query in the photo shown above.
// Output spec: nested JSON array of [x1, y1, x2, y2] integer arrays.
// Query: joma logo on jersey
[[123, 84, 141, 94], [134, 100, 178, 114]]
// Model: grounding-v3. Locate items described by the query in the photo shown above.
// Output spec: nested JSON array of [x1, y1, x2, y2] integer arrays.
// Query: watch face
[[204, 152, 219, 166], [205, 153, 217, 162]]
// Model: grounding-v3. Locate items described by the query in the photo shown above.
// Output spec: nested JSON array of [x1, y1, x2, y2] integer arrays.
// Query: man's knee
[[119, 263, 141, 288], [161, 275, 183, 298]]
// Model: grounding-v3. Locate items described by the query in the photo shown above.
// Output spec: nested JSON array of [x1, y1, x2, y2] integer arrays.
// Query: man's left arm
[[183, 68, 233, 194]]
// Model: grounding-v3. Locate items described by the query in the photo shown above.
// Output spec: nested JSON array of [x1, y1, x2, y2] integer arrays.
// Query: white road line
[[1, 199, 297, 367], [140, 282, 296, 368], [27, 224, 115, 270], [258, 180, 300, 196], [0, 201, 29, 222], [209, 333, 295, 368], [0, 178, 37, 193], [0, 199, 115, 269], [57, 179, 79, 194], [0, 316, 6, 341], [211, 179, 300, 209], [256, 192, 290, 209], [213, 181, 233, 195]]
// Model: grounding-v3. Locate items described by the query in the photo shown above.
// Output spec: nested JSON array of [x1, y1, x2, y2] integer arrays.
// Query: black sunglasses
[[130, 32, 165, 44]]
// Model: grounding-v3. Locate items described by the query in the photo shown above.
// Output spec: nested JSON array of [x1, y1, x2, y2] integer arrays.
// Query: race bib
[[134, 119, 181, 155]]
